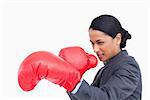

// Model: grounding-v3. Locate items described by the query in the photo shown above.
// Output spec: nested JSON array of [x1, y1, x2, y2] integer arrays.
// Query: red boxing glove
[[18, 51, 81, 92], [59, 46, 98, 76]]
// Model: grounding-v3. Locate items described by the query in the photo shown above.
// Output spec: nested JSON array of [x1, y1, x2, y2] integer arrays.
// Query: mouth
[[97, 52, 104, 61]]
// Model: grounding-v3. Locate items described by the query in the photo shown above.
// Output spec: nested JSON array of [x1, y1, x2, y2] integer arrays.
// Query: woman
[[67, 15, 142, 100]]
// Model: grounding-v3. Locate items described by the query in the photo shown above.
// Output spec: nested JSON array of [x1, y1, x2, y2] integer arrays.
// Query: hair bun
[[124, 30, 131, 39], [120, 28, 131, 48]]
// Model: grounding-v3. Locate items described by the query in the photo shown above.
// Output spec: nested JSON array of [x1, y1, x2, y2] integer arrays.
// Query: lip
[[98, 54, 103, 59], [97, 53, 104, 60]]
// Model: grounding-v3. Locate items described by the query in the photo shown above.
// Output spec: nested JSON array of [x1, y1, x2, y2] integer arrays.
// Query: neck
[[104, 49, 121, 64], [115, 48, 121, 56]]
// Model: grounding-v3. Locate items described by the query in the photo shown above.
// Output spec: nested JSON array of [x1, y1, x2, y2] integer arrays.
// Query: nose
[[93, 44, 99, 53]]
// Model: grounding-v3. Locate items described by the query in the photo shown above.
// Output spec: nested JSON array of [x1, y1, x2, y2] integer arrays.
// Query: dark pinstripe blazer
[[68, 50, 142, 100]]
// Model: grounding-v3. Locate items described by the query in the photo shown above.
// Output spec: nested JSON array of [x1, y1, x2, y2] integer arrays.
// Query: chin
[[99, 56, 109, 62]]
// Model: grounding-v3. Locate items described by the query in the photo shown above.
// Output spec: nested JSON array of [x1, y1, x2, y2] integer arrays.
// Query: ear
[[114, 33, 122, 45]]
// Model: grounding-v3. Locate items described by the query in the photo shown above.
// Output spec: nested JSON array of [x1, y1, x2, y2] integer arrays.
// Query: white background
[[0, 0, 150, 100]]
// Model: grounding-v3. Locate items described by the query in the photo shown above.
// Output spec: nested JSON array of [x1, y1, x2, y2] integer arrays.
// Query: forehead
[[89, 29, 110, 40]]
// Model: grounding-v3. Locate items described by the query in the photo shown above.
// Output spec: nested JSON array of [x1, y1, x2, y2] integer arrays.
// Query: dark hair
[[89, 14, 131, 48]]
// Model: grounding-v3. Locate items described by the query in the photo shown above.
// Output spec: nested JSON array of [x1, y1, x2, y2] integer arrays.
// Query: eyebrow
[[90, 39, 103, 43], [90, 40, 93, 44]]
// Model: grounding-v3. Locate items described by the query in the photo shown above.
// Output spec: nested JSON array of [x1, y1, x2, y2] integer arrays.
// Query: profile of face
[[89, 29, 121, 62]]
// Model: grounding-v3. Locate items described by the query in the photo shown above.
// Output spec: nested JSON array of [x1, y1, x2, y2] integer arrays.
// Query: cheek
[[105, 44, 116, 59], [103, 49, 111, 59], [101, 44, 113, 60]]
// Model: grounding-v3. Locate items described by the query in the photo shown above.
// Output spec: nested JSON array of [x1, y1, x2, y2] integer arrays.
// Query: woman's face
[[89, 29, 121, 62]]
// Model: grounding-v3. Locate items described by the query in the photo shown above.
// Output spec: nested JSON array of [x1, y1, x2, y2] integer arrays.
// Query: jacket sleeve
[[67, 64, 141, 100]]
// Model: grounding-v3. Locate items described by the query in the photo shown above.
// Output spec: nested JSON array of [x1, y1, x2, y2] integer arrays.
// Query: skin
[[89, 28, 122, 62]]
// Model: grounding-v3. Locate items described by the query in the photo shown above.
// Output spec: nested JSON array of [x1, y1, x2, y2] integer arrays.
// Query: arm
[[68, 64, 141, 100]]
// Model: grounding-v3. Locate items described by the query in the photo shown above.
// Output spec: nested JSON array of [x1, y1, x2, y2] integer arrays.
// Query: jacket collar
[[104, 50, 128, 66]]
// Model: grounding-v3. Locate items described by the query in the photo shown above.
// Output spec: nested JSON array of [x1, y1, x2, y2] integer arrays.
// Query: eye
[[97, 41, 104, 45]]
